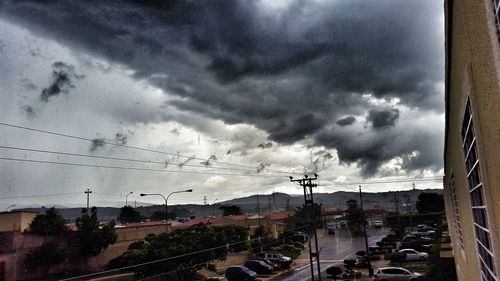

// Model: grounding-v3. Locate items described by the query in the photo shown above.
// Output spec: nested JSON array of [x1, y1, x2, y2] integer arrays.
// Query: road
[[273, 227, 390, 281]]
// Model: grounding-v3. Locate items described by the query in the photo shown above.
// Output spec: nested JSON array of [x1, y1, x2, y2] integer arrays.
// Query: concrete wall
[[444, 0, 500, 280], [0, 212, 38, 232]]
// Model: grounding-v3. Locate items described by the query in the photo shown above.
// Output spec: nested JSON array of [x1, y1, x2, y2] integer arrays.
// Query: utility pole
[[257, 194, 261, 227], [405, 195, 413, 231], [359, 185, 374, 277], [393, 192, 401, 238], [204, 196, 207, 205], [290, 174, 321, 281], [286, 198, 290, 213], [84, 188, 92, 212], [268, 195, 272, 213]]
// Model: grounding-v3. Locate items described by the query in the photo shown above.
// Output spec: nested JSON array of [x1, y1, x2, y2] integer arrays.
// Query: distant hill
[[17, 188, 442, 221]]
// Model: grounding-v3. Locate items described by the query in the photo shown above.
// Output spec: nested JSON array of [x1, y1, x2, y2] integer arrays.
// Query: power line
[[0, 192, 82, 200], [322, 177, 442, 185], [59, 236, 262, 281], [0, 145, 274, 174], [0, 122, 299, 175], [0, 156, 287, 178]]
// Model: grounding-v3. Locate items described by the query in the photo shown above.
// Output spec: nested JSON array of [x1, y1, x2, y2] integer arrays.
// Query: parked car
[[328, 227, 336, 235], [255, 252, 293, 268], [244, 260, 274, 275], [398, 249, 429, 261], [402, 234, 432, 243], [225, 266, 257, 281], [411, 228, 435, 237], [252, 257, 282, 270], [374, 220, 384, 228], [373, 267, 423, 281], [292, 231, 308, 242]]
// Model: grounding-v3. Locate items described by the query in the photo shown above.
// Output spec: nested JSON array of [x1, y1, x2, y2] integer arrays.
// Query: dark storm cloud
[[1, 0, 444, 176], [89, 138, 105, 152], [40, 62, 82, 102], [115, 133, 127, 145], [367, 108, 400, 130], [336, 116, 356, 127], [258, 142, 273, 149], [21, 105, 35, 117]]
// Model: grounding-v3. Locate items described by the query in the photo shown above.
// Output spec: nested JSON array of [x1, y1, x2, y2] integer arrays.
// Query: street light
[[5, 204, 15, 212], [140, 189, 193, 231], [125, 191, 133, 207]]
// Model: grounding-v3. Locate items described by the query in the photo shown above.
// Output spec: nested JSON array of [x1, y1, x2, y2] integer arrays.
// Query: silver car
[[398, 249, 429, 261], [373, 267, 423, 281]]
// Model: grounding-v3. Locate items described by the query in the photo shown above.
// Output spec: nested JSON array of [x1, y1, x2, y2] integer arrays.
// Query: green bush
[[207, 263, 217, 272]]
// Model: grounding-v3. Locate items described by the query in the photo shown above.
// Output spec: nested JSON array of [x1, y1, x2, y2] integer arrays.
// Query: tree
[[219, 205, 243, 216], [286, 203, 322, 234], [345, 201, 366, 236], [117, 206, 143, 224], [416, 193, 444, 214], [76, 207, 117, 257], [326, 266, 343, 280], [24, 241, 64, 270], [107, 224, 249, 280], [149, 206, 191, 221], [25, 207, 68, 236]]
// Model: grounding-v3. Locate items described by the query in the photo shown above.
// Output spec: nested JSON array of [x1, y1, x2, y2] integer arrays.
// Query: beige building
[[443, 0, 500, 280], [0, 211, 39, 232]]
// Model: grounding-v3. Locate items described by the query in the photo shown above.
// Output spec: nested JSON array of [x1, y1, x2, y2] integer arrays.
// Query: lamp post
[[212, 198, 218, 217], [6, 204, 15, 212], [140, 189, 193, 232], [359, 185, 374, 277], [125, 191, 133, 207]]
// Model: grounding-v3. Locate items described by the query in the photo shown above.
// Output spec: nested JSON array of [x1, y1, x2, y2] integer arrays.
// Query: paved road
[[273, 227, 390, 281]]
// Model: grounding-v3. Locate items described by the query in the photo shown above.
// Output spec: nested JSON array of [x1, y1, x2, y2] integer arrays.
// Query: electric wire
[[0, 122, 300, 175], [0, 156, 289, 178], [59, 234, 263, 281], [0, 145, 273, 173]]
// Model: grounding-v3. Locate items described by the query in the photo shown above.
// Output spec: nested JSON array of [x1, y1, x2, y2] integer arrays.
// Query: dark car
[[255, 252, 293, 268], [225, 266, 257, 281], [253, 257, 282, 270], [327, 227, 335, 235], [244, 260, 274, 275]]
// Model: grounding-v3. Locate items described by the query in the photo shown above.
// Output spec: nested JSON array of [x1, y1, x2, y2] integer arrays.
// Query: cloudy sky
[[0, 0, 444, 209]]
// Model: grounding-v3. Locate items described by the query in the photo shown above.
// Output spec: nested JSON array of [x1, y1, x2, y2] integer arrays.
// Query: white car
[[398, 249, 429, 261], [373, 267, 423, 281]]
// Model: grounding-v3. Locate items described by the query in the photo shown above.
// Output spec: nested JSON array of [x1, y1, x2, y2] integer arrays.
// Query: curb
[[264, 262, 306, 281]]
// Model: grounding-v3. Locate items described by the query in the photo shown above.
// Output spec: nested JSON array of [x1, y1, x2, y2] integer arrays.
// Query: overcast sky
[[0, 0, 444, 209]]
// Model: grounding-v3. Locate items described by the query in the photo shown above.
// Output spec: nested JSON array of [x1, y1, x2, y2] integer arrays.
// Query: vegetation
[[76, 207, 117, 257], [344, 201, 366, 236], [149, 206, 191, 220], [117, 206, 143, 223], [24, 241, 64, 269], [107, 224, 249, 280], [416, 192, 444, 214], [25, 207, 68, 236], [219, 205, 243, 216], [285, 203, 322, 233]]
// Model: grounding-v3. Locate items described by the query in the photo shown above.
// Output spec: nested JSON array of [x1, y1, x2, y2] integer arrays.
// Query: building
[[0, 211, 39, 233], [443, 0, 500, 280]]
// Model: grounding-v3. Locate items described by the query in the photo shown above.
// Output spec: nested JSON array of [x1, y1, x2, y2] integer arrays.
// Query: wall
[[444, 0, 500, 280], [0, 212, 38, 232]]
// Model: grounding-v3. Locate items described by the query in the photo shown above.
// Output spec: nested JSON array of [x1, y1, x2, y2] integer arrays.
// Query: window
[[494, 0, 500, 40], [461, 99, 497, 280], [449, 175, 464, 249]]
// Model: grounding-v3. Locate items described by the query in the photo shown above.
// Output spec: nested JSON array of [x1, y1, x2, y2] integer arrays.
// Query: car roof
[[378, 267, 408, 270]]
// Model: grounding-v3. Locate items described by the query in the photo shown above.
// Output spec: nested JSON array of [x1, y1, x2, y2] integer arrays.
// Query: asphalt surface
[[273, 227, 390, 281]]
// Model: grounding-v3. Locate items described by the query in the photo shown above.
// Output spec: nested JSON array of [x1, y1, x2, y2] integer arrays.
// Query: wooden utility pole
[[84, 188, 92, 212], [290, 175, 321, 281]]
